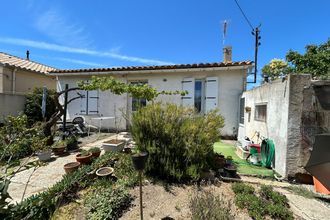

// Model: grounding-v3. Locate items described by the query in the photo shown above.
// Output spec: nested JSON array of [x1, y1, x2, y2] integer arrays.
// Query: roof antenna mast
[[222, 20, 229, 47]]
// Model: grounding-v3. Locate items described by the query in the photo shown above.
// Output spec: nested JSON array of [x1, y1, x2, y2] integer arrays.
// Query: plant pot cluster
[[62, 147, 102, 174]]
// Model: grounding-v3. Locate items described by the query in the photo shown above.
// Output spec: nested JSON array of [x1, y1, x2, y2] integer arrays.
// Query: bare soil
[[120, 181, 250, 220]]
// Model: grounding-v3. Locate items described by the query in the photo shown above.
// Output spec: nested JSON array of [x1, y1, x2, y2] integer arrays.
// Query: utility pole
[[252, 26, 261, 83]]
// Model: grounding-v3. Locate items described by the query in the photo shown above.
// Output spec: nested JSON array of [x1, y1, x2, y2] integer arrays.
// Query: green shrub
[[84, 185, 132, 220], [231, 182, 255, 195], [232, 183, 293, 220], [131, 103, 224, 181], [66, 135, 78, 150], [0, 115, 45, 161], [190, 189, 234, 220], [260, 185, 288, 206], [89, 147, 101, 153], [24, 88, 57, 126]]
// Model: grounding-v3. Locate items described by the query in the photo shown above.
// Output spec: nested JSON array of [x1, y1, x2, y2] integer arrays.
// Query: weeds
[[286, 185, 316, 199], [190, 189, 234, 220]]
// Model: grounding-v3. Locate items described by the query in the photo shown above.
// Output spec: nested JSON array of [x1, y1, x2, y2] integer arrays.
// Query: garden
[[0, 76, 327, 219]]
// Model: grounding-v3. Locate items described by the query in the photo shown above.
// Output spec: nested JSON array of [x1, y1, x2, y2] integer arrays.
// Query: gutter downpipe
[[12, 68, 17, 94]]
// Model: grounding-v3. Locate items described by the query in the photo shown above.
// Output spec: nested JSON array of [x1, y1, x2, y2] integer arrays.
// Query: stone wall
[[291, 79, 330, 176], [238, 74, 330, 178]]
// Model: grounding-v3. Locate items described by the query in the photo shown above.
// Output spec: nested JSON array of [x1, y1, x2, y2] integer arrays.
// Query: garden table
[[90, 116, 115, 135]]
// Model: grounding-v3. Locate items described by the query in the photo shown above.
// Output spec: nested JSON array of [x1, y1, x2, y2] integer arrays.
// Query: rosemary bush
[[131, 103, 224, 181]]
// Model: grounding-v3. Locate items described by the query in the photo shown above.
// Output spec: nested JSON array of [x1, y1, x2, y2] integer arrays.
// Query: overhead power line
[[233, 0, 254, 30]]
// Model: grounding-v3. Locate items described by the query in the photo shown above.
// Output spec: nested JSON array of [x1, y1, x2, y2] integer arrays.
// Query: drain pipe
[[12, 68, 17, 94]]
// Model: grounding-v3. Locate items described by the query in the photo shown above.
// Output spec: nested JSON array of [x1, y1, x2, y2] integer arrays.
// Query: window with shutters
[[239, 97, 245, 124], [182, 77, 218, 113], [255, 104, 267, 122], [80, 90, 99, 115]]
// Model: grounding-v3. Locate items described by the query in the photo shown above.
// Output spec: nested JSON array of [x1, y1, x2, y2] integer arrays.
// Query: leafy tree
[[286, 39, 330, 79], [24, 88, 57, 126], [262, 59, 290, 79]]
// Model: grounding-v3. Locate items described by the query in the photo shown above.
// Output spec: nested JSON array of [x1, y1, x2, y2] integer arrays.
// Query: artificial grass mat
[[214, 141, 274, 177]]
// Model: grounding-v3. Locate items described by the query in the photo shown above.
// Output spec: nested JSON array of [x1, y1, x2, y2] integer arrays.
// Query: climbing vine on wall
[[78, 76, 187, 101]]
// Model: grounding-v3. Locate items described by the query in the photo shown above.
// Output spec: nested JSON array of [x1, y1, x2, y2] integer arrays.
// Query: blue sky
[[0, 0, 329, 85]]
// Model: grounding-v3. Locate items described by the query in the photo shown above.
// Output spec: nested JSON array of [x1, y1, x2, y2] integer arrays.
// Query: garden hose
[[261, 139, 275, 168]]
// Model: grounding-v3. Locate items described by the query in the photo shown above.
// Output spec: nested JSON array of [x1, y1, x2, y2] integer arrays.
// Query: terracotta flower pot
[[131, 152, 148, 171], [76, 152, 92, 164], [52, 146, 66, 156], [91, 151, 101, 158], [64, 162, 80, 174]]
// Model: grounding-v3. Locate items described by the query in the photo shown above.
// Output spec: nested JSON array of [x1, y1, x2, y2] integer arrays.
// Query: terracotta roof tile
[[0, 52, 57, 74], [50, 61, 253, 74]]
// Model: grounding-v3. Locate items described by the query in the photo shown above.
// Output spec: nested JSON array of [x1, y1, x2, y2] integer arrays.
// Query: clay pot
[[64, 162, 80, 174], [91, 151, 101, 158], [52, 146, 66, 156], [37, 151, 52, 161], [131, 152, 148, 171], [96, 167, 114, 177], [76, 152, 92, 164]]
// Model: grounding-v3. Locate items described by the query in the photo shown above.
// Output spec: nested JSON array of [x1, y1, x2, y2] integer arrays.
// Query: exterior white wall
[[56, 67, 248, 136], [237, 78, 290, 177]]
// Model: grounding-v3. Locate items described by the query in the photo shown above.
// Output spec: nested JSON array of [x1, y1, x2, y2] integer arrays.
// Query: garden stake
[[131, 152, 148, 220], [139, 170, 143, 220]]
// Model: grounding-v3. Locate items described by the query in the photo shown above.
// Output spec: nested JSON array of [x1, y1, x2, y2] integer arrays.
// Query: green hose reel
[[261, 139, 275, 168]]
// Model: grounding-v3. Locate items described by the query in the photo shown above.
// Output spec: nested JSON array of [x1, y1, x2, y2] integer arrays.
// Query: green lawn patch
[[214, 142, 274, 177]]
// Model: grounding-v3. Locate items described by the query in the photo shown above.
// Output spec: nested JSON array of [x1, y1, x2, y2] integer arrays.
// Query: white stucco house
[[50, 55, 252, 137]]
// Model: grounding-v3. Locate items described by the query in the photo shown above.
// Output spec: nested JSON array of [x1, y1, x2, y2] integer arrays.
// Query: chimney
[[26, 50, 30, 60], [223, 46, 232, 63]]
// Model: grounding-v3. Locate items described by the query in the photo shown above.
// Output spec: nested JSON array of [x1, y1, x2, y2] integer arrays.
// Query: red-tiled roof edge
[[50, 61, 253, 74], [0, 51, 57, 74]]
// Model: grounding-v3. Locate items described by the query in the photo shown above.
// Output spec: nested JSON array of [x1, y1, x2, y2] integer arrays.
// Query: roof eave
[[50, 64, 253, 76]]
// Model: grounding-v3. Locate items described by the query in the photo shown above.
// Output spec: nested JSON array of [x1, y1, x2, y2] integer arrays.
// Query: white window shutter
[[205, 77, 218, 112], [87, 90, 99, 114], [80, 90, 87, 114], [181, 78, 195, 107]]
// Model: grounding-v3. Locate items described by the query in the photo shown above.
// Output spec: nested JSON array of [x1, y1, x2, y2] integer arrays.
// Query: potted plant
[[64, 162, 80, 174], [214, 153, 225, 169], [89, 147, 101, 158], [76, 150, 92, 164], [52, 140, 66, 156], [226, 156, 233, 166], [66, 135, 78, 151], [224, 164, 237, 177], [131, 150, 148, 171], [32, 138, 52, 162]]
